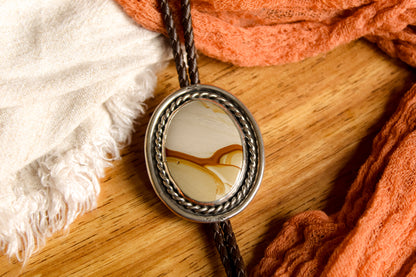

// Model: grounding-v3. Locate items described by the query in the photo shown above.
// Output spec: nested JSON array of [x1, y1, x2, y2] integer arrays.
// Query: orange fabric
[[252, 83, 416, 276], [115, 0, 416, 275], [115, 0, 416, 67]]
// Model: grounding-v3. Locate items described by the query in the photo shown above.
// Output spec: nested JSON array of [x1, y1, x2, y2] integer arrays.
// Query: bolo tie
[[144, 0, 265, 276]]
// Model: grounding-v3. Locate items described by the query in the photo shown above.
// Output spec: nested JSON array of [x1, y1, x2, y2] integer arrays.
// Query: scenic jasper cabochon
[[164, 100, 244, 203], [145, 84, 264, 222]]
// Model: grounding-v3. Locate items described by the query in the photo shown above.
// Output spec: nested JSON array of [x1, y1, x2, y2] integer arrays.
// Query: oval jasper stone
[[164, 100, 244, 203]]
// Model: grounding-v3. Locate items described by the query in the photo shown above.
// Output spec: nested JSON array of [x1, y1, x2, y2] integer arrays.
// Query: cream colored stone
[[219, 150, 243, 167], [165, 100, 242, 158], [164, 100, 244, 203], [166, 157, 221, 202]]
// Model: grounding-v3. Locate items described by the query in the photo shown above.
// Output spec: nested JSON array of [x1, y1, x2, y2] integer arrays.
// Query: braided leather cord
[[220, 221, 247, 277], [157, 0, 246, 276], [159, 0, 189, 87], [211, 222, 234, 277], [180, 0, 199, 85]]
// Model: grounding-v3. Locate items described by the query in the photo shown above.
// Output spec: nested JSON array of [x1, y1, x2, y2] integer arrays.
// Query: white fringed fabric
[[0, 0, 170, 261]]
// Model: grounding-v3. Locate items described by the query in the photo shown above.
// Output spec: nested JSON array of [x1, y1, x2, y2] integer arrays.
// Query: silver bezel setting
[[145, 84, 264, 223]]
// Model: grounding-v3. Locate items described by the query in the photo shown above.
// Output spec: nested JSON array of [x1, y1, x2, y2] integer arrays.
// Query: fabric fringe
[[0, 66, 163, 263]]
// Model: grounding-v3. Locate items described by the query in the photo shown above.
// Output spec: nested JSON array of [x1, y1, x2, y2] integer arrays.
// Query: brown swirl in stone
[[166, 144, 242, 167], [165, 144, 243, 202]]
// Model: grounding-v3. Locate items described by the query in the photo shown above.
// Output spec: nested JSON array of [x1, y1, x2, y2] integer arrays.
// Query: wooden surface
[[1, 40, 416, 276]]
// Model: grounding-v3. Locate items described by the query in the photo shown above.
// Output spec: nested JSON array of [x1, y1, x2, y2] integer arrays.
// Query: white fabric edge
[[0, 64, 166, 263]]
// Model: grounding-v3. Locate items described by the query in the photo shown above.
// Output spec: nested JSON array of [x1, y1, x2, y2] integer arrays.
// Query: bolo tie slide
[[144, 0, 265, 275]]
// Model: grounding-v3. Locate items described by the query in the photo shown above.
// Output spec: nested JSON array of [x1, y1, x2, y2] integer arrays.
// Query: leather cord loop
[[156, 0, 246, 276], [158, 0, 199, 87], [180, 0, 199, 85], [158, 0, 189, 87]]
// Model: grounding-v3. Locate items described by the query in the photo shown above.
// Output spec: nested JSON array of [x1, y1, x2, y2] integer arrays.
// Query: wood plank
[[1, 39, 415, 276]]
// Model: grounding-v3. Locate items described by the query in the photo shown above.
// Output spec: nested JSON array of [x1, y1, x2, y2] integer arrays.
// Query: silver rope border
[[152, 90, 259, 215]]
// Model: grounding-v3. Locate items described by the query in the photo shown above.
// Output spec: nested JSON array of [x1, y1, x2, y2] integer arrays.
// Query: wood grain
[[1, 39, 415, 276]]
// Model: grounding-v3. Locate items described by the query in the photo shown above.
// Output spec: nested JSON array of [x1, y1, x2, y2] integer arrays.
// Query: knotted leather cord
[[157, 0, 246, 276]]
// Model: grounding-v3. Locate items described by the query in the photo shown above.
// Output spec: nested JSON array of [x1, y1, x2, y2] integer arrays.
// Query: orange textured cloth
[[115, 0, 416, 67], [252, 83, 416, 276], [115, 0, 416, 276]]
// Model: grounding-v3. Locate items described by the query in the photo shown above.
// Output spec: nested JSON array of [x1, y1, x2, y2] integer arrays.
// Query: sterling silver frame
[[145, 84, 264, 223]]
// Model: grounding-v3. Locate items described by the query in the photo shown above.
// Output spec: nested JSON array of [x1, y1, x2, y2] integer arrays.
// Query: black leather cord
[[211, 222, 234, 277], [157, 0, 246, 276], [220, 220, 247, 277], [158, 0, 199, 87], [158, 0, 189, 87], [180, 0, 199, 85]]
